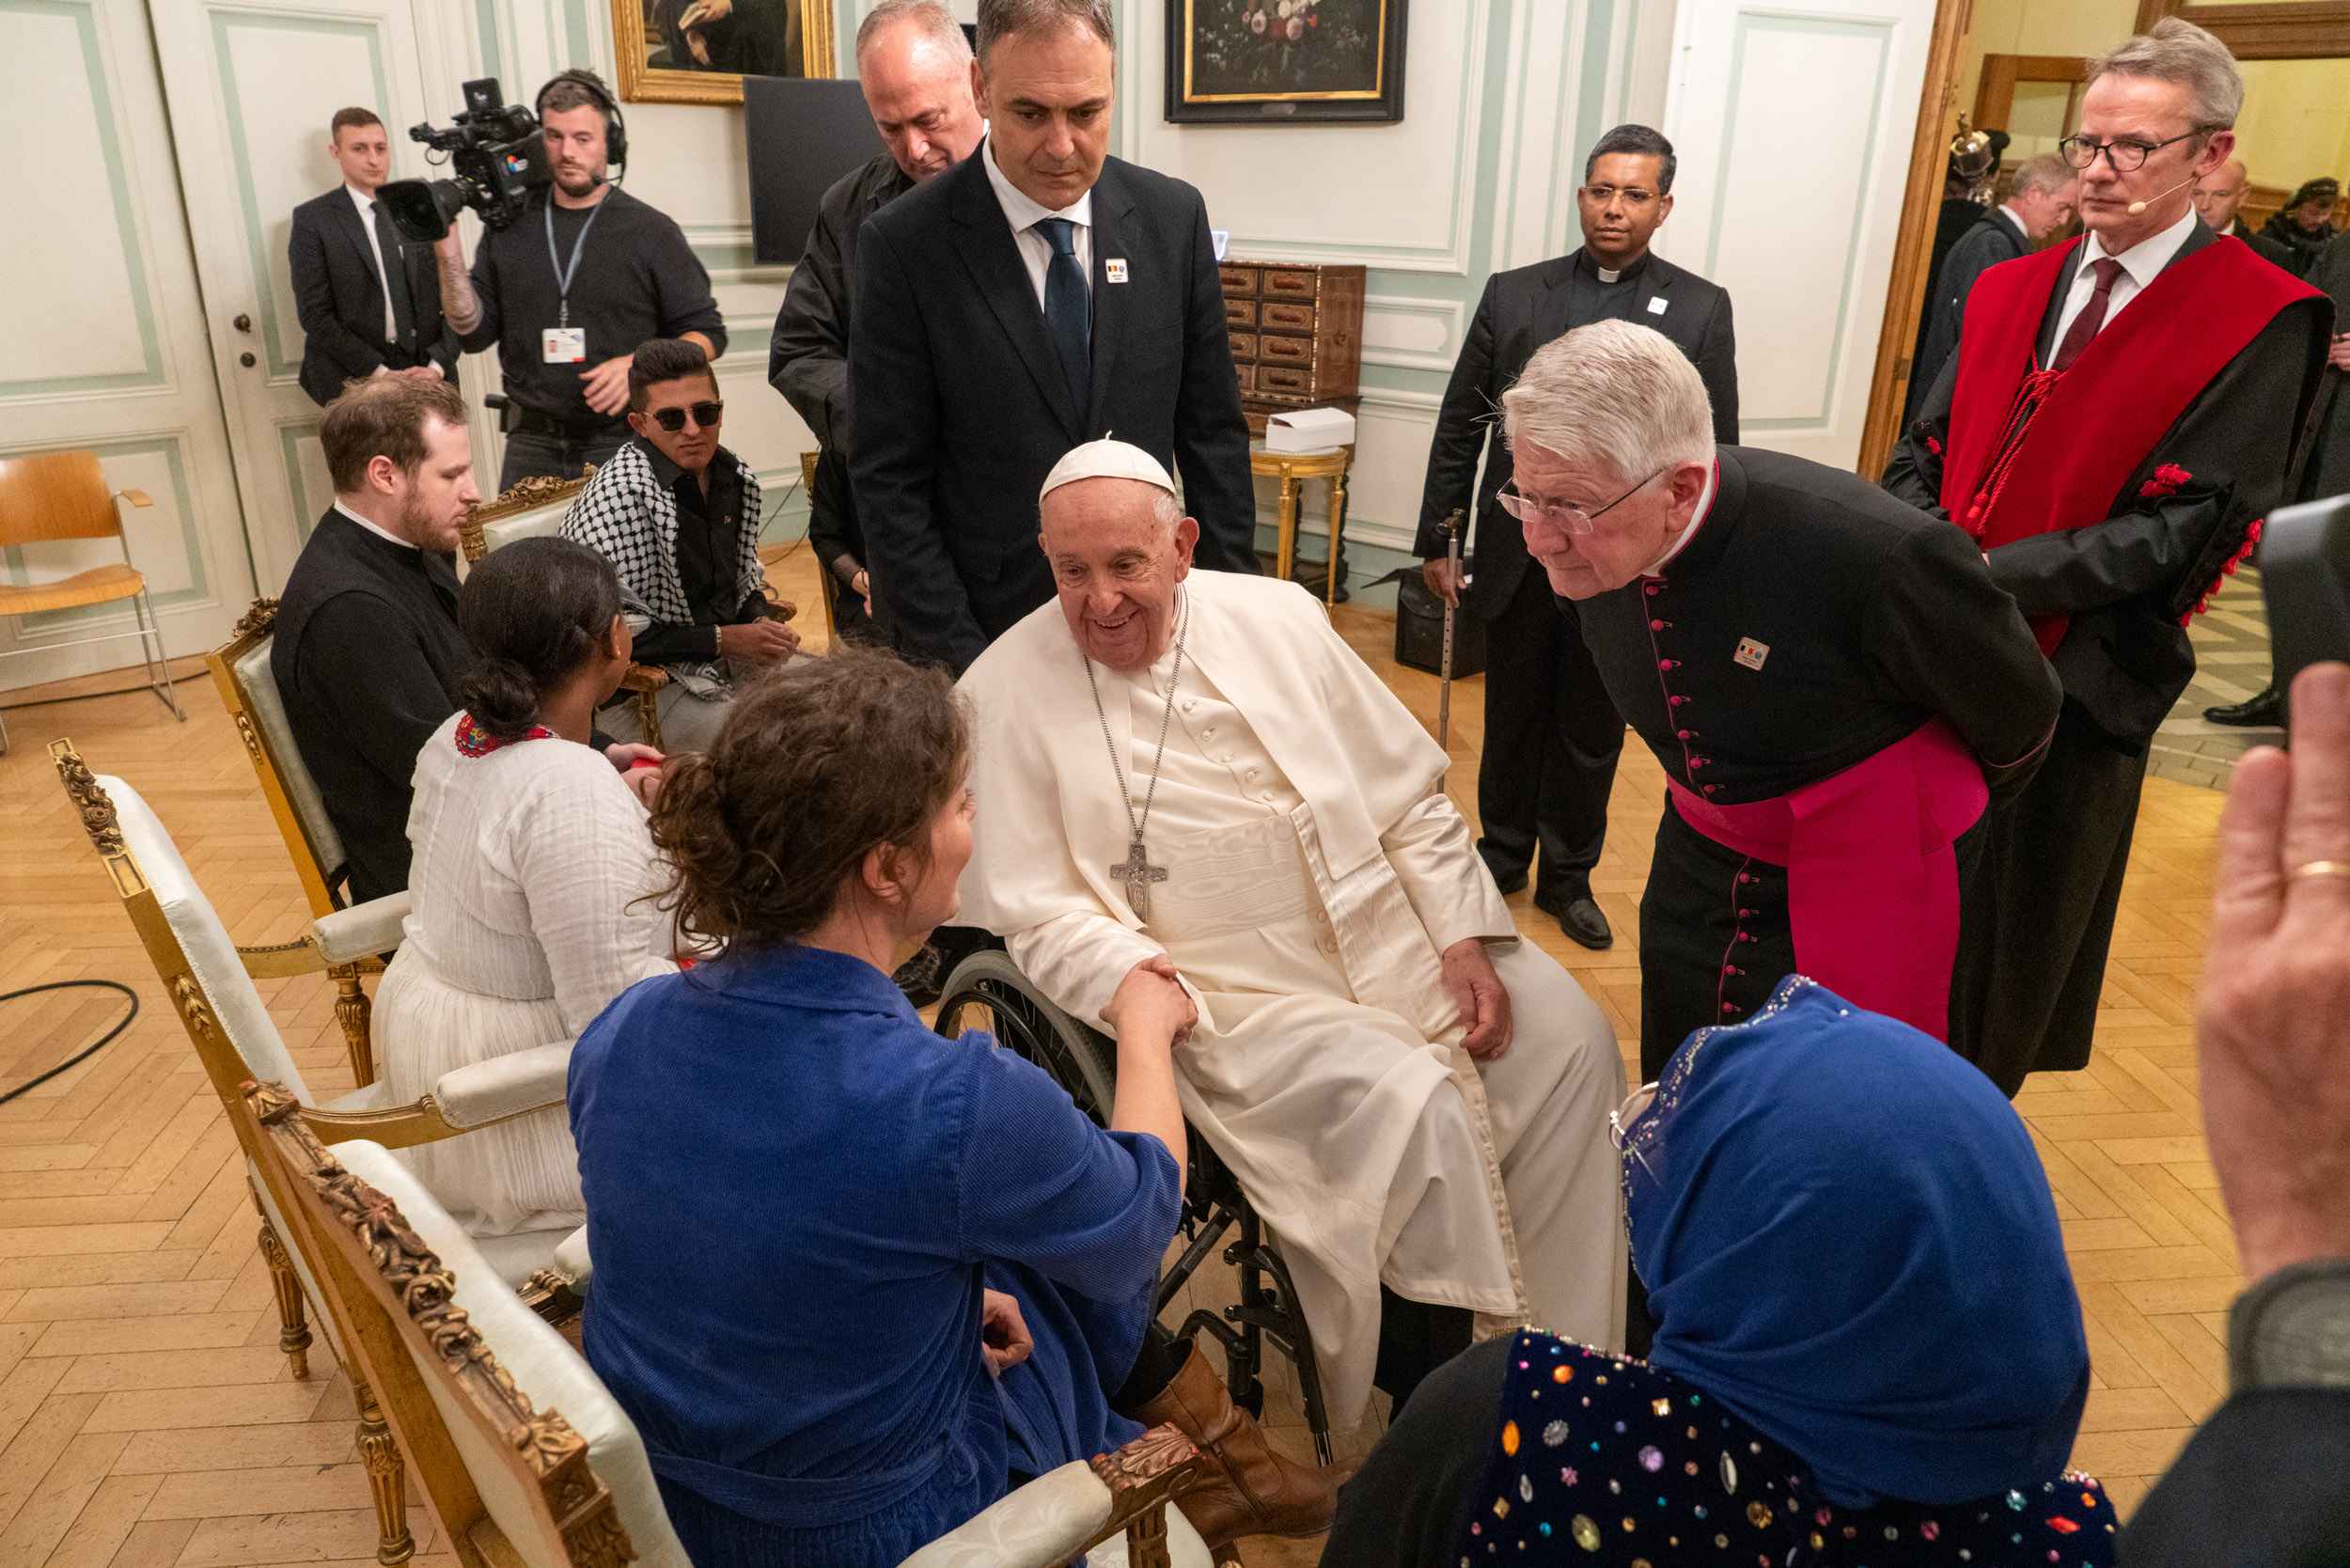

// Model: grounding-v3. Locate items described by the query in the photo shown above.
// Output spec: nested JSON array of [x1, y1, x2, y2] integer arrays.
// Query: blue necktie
[[1035, 216, 1091, 413]]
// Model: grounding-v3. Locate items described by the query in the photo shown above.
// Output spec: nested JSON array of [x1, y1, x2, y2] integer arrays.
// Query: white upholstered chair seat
[[337, 1144, 1204, 1568], [110, 775, 318, 1100], [900, 1463, 1213, 1568], [335, 1141, 692, 1568]]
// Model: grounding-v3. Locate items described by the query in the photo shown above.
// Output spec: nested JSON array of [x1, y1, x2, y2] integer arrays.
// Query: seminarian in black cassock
[[1504, 321, 2060, 1082], [1416, 123, 1736, 953], [1885, 18, 2327, 1097]]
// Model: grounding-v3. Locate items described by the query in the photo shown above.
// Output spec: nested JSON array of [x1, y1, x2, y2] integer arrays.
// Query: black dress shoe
[[1534, 889, 1613, 949], [2204, 685, 2283, 728]]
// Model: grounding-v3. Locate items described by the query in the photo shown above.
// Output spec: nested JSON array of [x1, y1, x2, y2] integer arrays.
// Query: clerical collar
[[1644, 461, 1720, 576], [1582, 250, 1647, 287], [333, 499, 417, 552]]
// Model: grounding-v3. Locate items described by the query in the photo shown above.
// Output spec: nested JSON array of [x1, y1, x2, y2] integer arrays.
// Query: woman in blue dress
[[569, 647, 1321, 1567], [1318, 975, 2115, 1568]]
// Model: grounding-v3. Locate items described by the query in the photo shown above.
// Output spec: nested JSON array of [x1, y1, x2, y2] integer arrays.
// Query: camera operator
[[432, 70, 726, 489]]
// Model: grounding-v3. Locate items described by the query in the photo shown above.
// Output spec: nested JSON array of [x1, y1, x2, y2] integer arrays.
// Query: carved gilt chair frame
[[243, 1076, 1209, 1568], [205, 597, 385, 1085], [240, 1079, 636, 1568], [51, 741, 583, 1568]]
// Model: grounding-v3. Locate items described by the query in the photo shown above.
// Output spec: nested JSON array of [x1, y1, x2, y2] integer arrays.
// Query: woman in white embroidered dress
[[377, 536, 678, 1237]]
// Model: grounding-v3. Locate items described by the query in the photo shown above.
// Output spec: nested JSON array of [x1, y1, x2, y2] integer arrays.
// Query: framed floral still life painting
[[611, 0, 838, 106], [1167, 0, 1408, 124]]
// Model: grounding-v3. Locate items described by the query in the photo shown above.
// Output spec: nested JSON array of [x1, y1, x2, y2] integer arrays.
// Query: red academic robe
[[1885, 224, 2328, 1094]]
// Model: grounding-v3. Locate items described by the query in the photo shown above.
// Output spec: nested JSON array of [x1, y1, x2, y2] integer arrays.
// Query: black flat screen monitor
[[744, 77, 887, 266]]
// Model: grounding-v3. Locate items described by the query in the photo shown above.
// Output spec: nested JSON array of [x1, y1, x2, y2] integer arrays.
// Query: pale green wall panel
[[0, 0, 164, 395]]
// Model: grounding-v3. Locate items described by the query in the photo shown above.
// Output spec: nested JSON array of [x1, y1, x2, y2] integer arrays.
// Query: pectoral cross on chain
[[1109, 838, 1167, 919]]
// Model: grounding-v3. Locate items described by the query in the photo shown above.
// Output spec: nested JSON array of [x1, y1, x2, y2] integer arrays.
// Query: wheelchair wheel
[[934, 950, 1120, 1127]]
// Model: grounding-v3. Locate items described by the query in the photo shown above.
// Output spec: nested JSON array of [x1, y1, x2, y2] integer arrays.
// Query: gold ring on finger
[[2287, 860, 2350, 886]]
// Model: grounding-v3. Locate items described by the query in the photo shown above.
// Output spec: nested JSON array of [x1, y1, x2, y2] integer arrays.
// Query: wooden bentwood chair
[[241, 1079, 1219, 1568], [53, 742, 590, 1567], [0, 449, 185, 754]]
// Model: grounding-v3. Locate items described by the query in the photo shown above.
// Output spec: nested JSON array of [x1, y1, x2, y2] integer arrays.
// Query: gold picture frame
[[610, 0, 838, 106]]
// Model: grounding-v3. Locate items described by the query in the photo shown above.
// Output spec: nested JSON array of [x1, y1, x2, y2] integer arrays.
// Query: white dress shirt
[[2048, 206, 2198, 357], [345, 183, 400, 343], [981, 137, 1093, 311], [334, 498, 415, 550], [1998, 203, 2028, 240]]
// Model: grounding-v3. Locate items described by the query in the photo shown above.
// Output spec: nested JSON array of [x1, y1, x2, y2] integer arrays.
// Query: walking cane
[[1437, 508, 1464, 747]]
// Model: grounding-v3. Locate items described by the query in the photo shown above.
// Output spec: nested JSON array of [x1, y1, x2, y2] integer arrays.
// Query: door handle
[[232, 314, 253, 333], [240, 353, 257, 368]]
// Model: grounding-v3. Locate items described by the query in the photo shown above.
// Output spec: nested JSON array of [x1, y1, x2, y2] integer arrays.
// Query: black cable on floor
[[0, 980, 139, 1105]]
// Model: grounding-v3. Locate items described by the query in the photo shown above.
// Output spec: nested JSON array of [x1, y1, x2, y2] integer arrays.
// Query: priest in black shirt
[[1506, 321, 2060, 1078], [767, 0, 986, 644], [274, 376, 658, 903], [1416, 123, 1736, 952], [433, 71, 727, 489], [562, 337, 797, 752]]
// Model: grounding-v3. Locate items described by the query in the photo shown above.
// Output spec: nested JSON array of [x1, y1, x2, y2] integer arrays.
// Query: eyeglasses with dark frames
[[649, 400, 724, 432], [2057, 131, 2201, 173]]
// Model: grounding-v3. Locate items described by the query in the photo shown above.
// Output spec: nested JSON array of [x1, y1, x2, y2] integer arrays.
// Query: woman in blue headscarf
[[1317, 975, 2114, 1567]]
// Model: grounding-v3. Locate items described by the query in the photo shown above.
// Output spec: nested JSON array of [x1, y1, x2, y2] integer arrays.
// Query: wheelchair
[[934, 950, 1337, 1464]]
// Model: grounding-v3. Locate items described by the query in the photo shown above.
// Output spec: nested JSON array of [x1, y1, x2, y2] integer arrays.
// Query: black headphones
[[537, 68, 627, 169]]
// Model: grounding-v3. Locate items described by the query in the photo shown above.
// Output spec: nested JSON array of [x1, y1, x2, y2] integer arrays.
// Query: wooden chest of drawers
[[1217, 260, 1366, 431]]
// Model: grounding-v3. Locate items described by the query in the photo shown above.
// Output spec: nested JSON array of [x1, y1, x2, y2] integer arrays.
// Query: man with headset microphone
[[433, 70, 728, 488]]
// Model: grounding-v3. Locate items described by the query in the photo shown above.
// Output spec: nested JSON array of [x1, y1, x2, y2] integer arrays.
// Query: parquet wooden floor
[[0, 547, 2232, 1565]]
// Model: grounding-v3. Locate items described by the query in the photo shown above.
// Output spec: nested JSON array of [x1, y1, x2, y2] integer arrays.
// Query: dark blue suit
[[849, 145, 1258, 672]]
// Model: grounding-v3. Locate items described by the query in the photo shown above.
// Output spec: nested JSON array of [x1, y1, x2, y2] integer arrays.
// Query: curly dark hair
[[649, 647, 970, 947]]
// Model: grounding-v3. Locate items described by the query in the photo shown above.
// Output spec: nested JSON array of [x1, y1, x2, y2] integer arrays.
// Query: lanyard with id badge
[[542, 198, 605, 364]]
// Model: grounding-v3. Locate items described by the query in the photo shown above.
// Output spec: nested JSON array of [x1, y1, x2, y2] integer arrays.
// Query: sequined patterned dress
[[1456, 1332, 2115, 1567]]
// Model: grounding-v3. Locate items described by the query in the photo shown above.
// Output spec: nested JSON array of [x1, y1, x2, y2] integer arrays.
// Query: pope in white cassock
[[955, 439, 1628, 1432]]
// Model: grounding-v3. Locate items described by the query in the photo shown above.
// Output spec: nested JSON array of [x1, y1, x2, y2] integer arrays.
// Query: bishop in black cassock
[[1504, 321, 2061, 1080]]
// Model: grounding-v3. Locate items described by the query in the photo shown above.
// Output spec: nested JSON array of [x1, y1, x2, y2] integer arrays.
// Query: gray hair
[[2009, 153, 2075, 199], [975, 0, 1114, 62], [1502, 320, 1716, 482], [856, 0, 971, 61], [1585, 124, 1677, 196], [2087, 17, 2243, 132]]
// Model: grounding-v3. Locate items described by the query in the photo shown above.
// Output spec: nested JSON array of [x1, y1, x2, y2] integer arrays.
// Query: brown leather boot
[[1125, 1341, 1346, 1552]]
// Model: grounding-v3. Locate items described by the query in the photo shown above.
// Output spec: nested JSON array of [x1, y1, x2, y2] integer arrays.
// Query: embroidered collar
[[454, 713, 554, 757]]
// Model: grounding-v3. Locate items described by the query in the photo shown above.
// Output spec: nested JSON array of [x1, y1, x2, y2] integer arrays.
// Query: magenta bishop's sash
[[1665, 721, 1988, 1043]]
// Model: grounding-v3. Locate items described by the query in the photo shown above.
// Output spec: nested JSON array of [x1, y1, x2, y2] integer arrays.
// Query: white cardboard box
[[1265, 406, 1356, 452]]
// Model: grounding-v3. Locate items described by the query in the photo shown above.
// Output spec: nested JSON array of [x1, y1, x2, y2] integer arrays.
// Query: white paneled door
[[149, 0, 440, 590], [1658, 0, 1937, 470], [0, 0, 258, 686]]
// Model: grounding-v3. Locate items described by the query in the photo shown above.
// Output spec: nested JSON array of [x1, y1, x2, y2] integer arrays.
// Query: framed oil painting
[[1167, 0, 1408, 124], [611, 0, 837, 106]]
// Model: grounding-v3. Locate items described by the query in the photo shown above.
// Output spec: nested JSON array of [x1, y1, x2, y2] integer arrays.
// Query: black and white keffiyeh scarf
[[560, 439, 764, 698]]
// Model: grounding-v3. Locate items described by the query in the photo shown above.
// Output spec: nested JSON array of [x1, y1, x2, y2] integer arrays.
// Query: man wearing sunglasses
[[562, 337, 799, 752], [1415, 123, 1738, 952], [1885, 18, 2326, 1098]]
